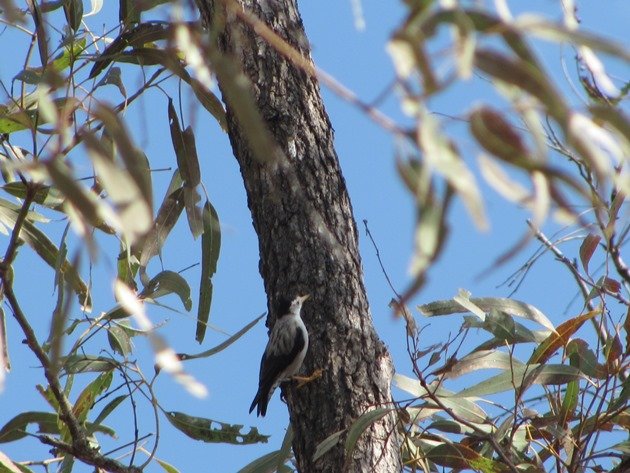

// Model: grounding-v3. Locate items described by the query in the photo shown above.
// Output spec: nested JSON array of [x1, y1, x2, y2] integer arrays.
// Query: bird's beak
[[299, 294, 311, 303]]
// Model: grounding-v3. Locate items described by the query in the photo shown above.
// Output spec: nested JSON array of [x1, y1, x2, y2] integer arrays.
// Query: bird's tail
[[249, 387, 269, 417]]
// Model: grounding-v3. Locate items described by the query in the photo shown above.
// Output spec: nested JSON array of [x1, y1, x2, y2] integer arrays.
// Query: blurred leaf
[[142, 270, 192, 311], [14, 38, 86, 83], [180, 313, 264, 361], [210, 52, 280, 164], [0, 199, 90, 306], [419, 108, 488, 230], [92, 106, 153, 210], [470, 106, 530, 165], [0, 451, 28, 473], [528, 310, 599, 365], [196, 201, 221, 343], [0, 97, 80, 134], [83, 131, 152, 244], [46, 159, 121, 234], [89, 22, 170, 78], [345, 408, 391, 456], [579, 234, 601, 274], [165, 411, 269, 445], [419, 296, 554, 332]]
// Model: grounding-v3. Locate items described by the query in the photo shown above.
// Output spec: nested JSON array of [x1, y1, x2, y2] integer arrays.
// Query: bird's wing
[[258, 325, 306, 390]]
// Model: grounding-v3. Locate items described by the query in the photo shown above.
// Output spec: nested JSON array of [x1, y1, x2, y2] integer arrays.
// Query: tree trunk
[[194, 1, 401, 471]]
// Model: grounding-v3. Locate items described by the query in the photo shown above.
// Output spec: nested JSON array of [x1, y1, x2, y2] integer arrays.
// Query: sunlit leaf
[[419, 296, 554, 332], [453, 364, 583, 397], [438, 350, 525, 379], [426, 442, 509, 472], [0, 451, 26, 473], [142, 270, 192, 311], [528, 310, 599, 365]]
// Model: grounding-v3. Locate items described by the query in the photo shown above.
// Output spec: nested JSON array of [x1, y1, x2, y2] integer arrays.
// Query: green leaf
[[314, 430, 344, 462], [453, 364, 584, 397], [107, 325, 132, 356], [93, 395, 127, 426], [63, 0, 83, 31], [0, 411, 114, 443], [142, 270, 192, 311], [196, 201, 221, 343], [156, 459, 181, 473], [237, 451, 284, 473], [61, 355, 117, 374], [345, 408, 391, 456], [165, 411, 269, 445], [0, 199, 90, 307], [73, 371, 113, 424], [89, 22, 170, 78], [180, 313, 264, 361]]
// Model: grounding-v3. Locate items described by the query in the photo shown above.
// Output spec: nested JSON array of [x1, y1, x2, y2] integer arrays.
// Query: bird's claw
[[293, 368, 324, 388]]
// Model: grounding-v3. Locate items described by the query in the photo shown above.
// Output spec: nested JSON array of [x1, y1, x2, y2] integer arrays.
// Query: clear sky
[[0, 1, 628, 472]]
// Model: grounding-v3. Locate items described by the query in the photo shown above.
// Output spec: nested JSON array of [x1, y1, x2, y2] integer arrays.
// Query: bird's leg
[[293, 368, 324, 388]]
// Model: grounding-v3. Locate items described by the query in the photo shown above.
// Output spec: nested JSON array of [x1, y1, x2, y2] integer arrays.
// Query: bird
[[249, 294, 310, 417]]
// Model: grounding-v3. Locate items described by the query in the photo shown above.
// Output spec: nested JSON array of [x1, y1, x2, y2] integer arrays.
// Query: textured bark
[[194, 1, 401, 471]]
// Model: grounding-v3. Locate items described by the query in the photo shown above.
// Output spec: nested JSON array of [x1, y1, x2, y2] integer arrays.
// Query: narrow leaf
[[313, 430, 344, 462], [196, 201, 221, 343], [180, 313, 265, 361], [344, 408, 391, 455], [528, 310, 600, 365]]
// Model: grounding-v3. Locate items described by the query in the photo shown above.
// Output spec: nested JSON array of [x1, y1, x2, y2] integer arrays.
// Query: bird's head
[[276, 294, 310, 317]]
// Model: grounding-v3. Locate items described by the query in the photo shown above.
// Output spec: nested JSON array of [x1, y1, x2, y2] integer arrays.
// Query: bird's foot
[[293, 368, 324, 388]]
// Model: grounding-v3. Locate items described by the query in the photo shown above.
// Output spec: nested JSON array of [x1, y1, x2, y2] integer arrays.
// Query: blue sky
[[0, 1, 628, 471]]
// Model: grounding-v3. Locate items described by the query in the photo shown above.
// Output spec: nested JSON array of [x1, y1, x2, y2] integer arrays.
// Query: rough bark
[[194, 1, 401, 471]]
